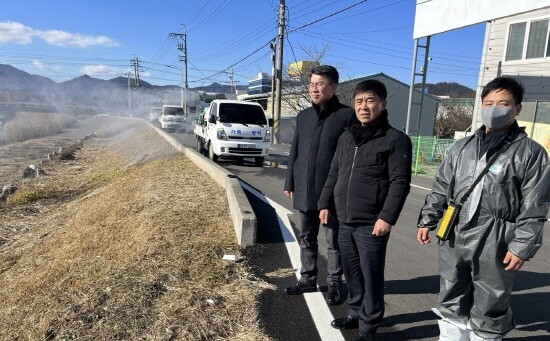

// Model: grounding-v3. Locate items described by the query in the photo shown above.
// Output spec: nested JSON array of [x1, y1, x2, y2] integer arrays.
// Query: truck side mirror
[[208, 115, 217, 124], [268, 118, 274, 127]]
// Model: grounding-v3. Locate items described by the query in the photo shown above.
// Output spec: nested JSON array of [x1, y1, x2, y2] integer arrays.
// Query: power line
[[287, 0, 370, 34], [186, 0, 212, 28], [194, 39, 275, 83], [294, 0, 408, 30], [287, 0, 346, 21], [187, 0, 235, 32]]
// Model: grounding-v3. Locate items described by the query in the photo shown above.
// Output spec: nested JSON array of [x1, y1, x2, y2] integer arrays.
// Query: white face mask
[[481, 106, 514, 130]]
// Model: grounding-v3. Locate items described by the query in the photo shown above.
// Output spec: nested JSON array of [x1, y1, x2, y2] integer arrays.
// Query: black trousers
[[298, 210, 342, 285], [339, 222, 390, 333]]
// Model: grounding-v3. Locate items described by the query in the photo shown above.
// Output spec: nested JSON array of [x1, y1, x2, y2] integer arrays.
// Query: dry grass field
[[0, 117, 271, 340]]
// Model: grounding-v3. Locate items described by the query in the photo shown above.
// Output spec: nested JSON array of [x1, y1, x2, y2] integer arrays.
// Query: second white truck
[[159, 105, 185, 132], [194, 99, 273, 166]]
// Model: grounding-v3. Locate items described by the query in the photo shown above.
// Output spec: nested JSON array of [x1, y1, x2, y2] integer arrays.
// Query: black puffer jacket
[[284, 95, 354, 212], [318, 111, 412, 225]]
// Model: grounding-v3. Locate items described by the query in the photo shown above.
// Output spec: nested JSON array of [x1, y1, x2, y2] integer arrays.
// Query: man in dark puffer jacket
[[284, 65, 354, 305], [318, 79, 412, 341]]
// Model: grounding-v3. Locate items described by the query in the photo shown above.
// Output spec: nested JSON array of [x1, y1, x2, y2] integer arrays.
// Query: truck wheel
[[196, 138, 205, 154], [254, 157, 264, 167], [208, 143, 218, 162]]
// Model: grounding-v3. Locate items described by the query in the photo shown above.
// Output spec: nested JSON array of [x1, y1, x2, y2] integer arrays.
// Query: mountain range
[[0, 64, 247, 111]]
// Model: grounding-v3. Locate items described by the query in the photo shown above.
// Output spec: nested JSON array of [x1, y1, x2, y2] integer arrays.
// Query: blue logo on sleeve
[[489, 164, 504, 174]]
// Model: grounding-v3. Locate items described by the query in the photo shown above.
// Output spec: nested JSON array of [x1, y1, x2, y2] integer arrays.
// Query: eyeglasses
[[309, 82, 331, 89]]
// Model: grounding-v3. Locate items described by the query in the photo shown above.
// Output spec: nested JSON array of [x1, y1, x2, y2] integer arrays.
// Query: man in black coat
[[318, 79, 412, 341], [284, 65, 354, 305]]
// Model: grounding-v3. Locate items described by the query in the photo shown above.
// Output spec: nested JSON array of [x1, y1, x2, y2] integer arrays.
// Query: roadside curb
[[151, 124, 257, 246]]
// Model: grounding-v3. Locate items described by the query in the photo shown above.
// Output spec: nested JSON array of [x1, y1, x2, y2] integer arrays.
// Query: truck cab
[[194, 100, 273, 166]]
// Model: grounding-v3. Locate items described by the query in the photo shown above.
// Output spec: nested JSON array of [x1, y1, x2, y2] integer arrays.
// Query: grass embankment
[[0, 121, 269, 340]]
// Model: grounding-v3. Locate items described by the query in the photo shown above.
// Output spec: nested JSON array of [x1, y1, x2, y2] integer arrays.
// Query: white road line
[[240, 181, 345, 341], [269, 148, 289, 155], [411, 184, 431, 191]]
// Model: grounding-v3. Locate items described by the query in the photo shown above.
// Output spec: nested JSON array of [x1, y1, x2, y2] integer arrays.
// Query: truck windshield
[[218, 104, 267, 125], [164, 107, 184, 115]]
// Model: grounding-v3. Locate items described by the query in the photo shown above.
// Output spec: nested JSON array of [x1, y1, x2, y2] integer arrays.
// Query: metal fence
[[410, 136, 456, 178]]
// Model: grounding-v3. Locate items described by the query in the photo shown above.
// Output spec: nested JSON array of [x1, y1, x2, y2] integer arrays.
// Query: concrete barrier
[[152, 124, 257, 246]]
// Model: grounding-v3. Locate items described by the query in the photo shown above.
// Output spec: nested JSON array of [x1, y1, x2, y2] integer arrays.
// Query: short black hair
[[352, 79, 387, 100], [481, 76, 524, 105], [310, 65, 339, 84]]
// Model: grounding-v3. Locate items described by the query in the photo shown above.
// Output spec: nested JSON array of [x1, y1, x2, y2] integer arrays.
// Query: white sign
[[414, 0, 550, 38]]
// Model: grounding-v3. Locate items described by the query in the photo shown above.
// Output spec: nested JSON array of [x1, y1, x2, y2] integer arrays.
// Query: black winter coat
[[284, 95, 354, 212], [318, 112, 412, 225]]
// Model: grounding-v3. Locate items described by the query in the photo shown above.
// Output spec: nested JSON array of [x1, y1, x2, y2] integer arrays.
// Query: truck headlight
[[217, 128, 227, 140], [263, 130, 271, 142]]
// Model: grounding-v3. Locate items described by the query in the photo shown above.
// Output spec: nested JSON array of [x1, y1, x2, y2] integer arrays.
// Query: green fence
[[410, 136, 456, 178]]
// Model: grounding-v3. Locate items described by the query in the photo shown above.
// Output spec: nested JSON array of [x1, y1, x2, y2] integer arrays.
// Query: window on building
[[527, 20, 549, 58], [505, 18, 550, 61], [506, 22, 526, 61]]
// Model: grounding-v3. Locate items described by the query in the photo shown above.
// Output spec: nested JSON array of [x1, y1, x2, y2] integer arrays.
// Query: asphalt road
[[170, 125, 550, 341]]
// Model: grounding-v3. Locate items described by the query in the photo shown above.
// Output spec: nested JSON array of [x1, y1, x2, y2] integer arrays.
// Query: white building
[[474, 7, 550, 151]]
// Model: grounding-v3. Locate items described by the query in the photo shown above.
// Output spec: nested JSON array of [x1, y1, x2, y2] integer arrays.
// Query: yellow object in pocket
[[436, 203, 461, 241]]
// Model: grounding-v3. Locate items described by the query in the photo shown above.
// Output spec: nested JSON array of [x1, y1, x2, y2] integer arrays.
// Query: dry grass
[[2, 112, 77, 144], [0, 120, 271, 340]]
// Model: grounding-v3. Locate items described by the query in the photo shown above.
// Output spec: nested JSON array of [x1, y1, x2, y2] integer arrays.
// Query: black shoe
[[331, 315, 359, 330], [327, 282, 341, 305], [354, 331, 376, 341], [285, 280, 317, 295]]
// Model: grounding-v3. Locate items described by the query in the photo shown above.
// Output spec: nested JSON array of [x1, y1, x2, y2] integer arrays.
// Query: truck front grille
[[228, 148, 263, 155]]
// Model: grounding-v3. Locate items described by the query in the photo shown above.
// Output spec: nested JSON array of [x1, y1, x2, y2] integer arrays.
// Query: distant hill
[[0, 64, 56, 92], [193, 82, 247, 93], [415, 82, 475, 98]]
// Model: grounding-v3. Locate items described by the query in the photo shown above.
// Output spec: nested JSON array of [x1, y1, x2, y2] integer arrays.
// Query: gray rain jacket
[[418, 123, 549, 260]]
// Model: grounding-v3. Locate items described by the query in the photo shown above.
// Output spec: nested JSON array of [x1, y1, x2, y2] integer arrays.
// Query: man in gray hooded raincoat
[[417, 76, 549, 341]]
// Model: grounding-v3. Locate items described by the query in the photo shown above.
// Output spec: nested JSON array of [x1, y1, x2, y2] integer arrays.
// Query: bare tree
[[434, 98, 474, 138], [280, 43, 332, 115]]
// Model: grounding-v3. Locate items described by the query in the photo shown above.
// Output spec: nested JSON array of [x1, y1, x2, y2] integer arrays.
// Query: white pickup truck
[[194, 99, 273, 166]]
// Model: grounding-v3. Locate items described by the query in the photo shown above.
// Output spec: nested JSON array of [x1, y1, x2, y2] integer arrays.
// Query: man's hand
[[503, 251, 524, 271], [319, 209, 330, 225], [373, 219, 392, 236], [417, 227, 431, 245], [284, 190, 293, 199]]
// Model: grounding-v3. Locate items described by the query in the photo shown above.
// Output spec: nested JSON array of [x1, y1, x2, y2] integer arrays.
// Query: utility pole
[[127, 71, 132, 116], [130, 56, 141, 91], [270, 41, 276, 124], [130, 56, 142, 114], [274, 0, 285, 145], [170, 27, 188, 114], [227, 68, 235, 95]]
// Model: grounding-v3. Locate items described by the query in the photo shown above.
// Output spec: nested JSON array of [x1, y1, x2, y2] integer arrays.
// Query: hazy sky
[[0, 0, 486, 89]]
